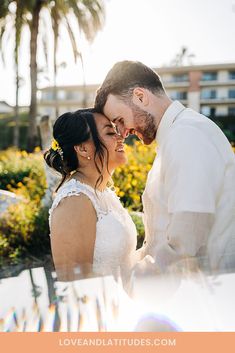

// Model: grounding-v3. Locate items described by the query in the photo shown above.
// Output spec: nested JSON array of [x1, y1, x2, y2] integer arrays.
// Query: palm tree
[[0, 0, 27, 148], [49, 0, 105, 119], [14, 2, 25, 147], [27, 0, 105, 151], [26, 1, 41, 151], [171, 46, 195, 66], [1, 1, 105, 151]]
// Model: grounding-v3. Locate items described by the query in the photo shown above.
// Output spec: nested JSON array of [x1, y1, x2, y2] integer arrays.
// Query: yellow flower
[[34, 146, 41, 153], [21, 150, 28, 157], [51, 138, 60, 151]]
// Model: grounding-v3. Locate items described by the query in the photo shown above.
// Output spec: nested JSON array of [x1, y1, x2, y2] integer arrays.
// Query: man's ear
[[132, 87, 149, 106]]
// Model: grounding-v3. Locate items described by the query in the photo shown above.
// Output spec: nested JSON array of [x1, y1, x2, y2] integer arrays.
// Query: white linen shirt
[[141, 101, 235, 272]]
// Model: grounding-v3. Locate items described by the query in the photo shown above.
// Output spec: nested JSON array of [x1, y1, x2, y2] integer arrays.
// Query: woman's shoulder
[[51, 178, 84, 205], [51, 194, 96, 227], [55, 178, 98, 198], [49, 179, 96, 225]]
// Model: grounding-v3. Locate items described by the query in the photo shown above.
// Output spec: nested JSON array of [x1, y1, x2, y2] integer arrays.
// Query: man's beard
[[129, 103, 157, 145]]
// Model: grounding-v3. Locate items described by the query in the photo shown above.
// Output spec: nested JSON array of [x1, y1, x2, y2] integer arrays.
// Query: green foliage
[[0, 113, 30, 150], [0, 147, 45, 195], [130, 211, 145, 249], [0, 148, 49, 263]]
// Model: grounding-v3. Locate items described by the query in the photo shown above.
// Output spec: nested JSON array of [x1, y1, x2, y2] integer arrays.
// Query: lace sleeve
[[49, 189, 83, 230], [48, 179, 103, 231]]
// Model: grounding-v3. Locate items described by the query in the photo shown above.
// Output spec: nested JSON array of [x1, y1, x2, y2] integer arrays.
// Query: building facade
[[38, 84, 99, 120], [155, 62, 235, 119], [0, 101, 13, 115], [38, 62, 235, 141]]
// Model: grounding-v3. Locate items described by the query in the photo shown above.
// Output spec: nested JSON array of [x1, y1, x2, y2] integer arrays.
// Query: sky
[[0, 0, 235, 106]]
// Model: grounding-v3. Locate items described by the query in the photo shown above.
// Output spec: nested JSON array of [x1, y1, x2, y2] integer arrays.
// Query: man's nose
[[118, 126, 129, 139]]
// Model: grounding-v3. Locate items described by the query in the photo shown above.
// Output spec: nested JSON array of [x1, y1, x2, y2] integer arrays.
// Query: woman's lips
[[115, 144, 125, 152]]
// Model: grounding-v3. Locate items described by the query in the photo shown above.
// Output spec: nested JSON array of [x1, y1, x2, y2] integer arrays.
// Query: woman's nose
[[115, 131, 124, 142]]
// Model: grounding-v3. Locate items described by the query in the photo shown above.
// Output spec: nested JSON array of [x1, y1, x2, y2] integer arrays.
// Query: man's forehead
[[104, 96, 127, 118], [105, 94, 125, 110], [103, 104, 120, 122]]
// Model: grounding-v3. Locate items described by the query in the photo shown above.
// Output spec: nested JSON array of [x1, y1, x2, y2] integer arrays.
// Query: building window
[[228, 107, 235, 116], [228, 90, 235, 99], [57, 90, 66, 100], [201, 90, 217, 99], [201, 106, 216, 117], [66, 91, 80, 100], [229, 71, 235, 80], [171, 74, 189, 82], [201, 72, 217, 81], [170, 91, 187, 100], [201, 106, 210, 116], [42, 91, 54, 101]]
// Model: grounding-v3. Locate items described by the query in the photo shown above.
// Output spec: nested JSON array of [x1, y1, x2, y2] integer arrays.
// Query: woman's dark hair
[[44, 108, 109, 192]]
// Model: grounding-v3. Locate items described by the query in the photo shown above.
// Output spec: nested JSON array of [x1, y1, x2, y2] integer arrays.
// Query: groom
[[95, 60, 235, 273]]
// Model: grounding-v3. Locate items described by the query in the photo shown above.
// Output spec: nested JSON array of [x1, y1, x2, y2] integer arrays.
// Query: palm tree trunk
[[13, 3, 22, 149], [53, 26, 59, 119], [27, 1, 42, 152], [80, 54, 87, 107], [13, 55, 20, 148]]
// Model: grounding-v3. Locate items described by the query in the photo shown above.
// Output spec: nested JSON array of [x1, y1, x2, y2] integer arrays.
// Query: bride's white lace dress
[[49, 178, 138, 289]]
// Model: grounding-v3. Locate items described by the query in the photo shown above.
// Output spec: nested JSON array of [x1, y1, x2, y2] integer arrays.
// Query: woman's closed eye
[[106, 126, 118, 136]]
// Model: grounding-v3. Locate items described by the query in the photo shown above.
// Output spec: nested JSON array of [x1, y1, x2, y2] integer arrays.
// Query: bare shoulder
[[50, 193, 97, 276], [54, 193, 96, 214], [51, 193, 97, 229]]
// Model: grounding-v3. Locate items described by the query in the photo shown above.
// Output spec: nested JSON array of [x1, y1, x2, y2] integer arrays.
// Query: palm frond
[[65, 14, 81, 63], [40, 16, 49, 69], [0, 18, 7, 66], [68, 0, 91, 39]]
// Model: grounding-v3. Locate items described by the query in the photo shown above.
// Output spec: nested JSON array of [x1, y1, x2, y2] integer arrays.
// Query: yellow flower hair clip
[[51, 138, 60, 151], [51, 138, 64, 160]]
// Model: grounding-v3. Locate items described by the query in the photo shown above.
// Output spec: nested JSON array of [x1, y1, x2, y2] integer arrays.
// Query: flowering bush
[[0, 147, 46, 199], [0, 148, 49, 263], [113, 140, 156, 211]]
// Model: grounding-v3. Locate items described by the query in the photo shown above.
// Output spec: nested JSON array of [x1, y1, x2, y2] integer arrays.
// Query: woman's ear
[[74, 143, 92, 160]]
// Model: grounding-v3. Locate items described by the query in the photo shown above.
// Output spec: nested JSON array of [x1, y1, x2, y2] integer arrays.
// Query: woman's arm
[[50, 194, 97, 280]]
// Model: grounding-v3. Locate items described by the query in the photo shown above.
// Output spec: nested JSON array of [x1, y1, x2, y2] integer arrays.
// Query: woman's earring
[[87, 156, 91, 160]]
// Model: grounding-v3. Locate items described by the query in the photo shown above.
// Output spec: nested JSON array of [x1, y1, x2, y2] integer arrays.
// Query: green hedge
[[0, 112, 34, 151], [0, 148, 49, 264]]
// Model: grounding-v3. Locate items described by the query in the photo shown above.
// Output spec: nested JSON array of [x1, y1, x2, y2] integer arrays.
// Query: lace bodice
[[49, 179, 138, 287]]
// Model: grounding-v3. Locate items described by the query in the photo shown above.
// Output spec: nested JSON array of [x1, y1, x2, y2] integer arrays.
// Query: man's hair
[[95, 60, 165, 112]]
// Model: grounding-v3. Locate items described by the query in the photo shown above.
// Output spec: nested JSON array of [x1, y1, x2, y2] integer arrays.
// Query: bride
[[44, 108, 140, 289]]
